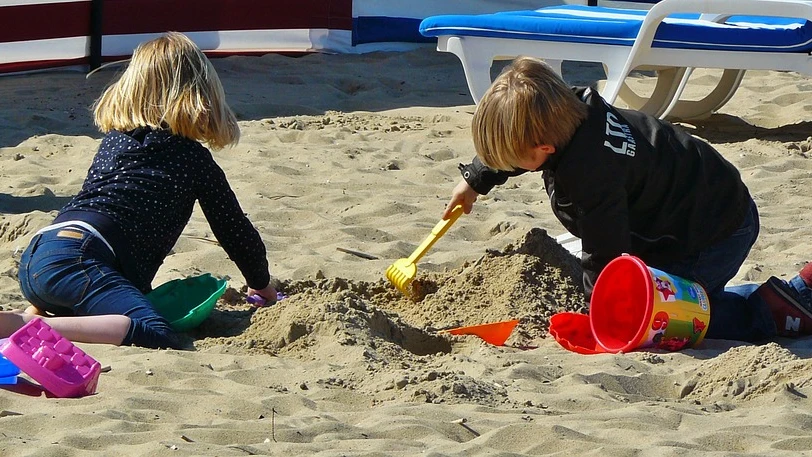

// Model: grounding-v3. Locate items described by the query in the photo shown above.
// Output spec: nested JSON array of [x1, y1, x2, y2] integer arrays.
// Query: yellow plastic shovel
[[386, 205, 463, 297]]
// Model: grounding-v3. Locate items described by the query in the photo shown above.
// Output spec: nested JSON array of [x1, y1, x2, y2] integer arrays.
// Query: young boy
[[443, 56, 812, 342]]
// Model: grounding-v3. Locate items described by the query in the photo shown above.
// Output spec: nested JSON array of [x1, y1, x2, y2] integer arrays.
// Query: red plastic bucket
[[589, 255, 711, 353]]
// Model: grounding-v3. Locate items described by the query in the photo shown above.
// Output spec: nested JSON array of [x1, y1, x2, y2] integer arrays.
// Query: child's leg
[[0, 311, 130, 345], [0, 310, 26, 337], [76, 269, 181, 348], [788, 263, 812, 306], [659, 199, 770, 341], [750, 264, 812, 337], [24, 305, 45, 315], [18, 227, 180, 349]]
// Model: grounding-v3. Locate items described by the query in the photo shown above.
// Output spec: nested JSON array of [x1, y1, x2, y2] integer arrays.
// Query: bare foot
[[24, 305, 46, 315]]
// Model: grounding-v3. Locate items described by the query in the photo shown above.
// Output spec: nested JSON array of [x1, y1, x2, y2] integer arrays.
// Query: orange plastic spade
[[443, 319, 520, 346]]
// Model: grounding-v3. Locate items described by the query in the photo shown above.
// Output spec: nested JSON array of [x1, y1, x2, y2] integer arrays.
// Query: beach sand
[[1, 47, 812, 456]]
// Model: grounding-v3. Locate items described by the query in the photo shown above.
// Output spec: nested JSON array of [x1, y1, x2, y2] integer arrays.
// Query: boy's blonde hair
[[472, 56, 588, 171], [93, 32, 239, 150]]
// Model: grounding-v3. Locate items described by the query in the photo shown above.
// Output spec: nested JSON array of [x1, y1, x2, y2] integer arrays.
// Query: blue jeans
[[657, 199, 774, 342], [18, 226, 180, 349]]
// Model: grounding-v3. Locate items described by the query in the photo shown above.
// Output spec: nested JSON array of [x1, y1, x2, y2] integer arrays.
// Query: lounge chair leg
[[600, 65, 628, 106], [442, 37, 496, 104], [666, 69, 746, 120], [659, 67, 695, 119], [612, 67, 686, 116]]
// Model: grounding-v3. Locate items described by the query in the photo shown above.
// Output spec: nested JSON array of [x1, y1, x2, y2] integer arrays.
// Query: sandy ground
[[0, 46, 811, 456]]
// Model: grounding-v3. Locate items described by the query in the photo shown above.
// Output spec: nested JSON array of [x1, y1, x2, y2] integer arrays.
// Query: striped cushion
[[419, 5, 812, 52]]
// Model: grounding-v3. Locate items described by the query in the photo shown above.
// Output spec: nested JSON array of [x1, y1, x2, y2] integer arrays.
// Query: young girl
[[1, 32, 277, 349]]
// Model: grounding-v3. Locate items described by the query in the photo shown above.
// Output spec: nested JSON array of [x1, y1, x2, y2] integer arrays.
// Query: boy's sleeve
[[459, 156, 526, 194]]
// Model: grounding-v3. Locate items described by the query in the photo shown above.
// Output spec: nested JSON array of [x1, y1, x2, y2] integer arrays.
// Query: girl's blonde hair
[[93, 32, 239, 150], [472, 56, 588, 171]]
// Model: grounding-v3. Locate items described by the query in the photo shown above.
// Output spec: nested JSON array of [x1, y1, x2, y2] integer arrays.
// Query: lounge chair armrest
[[613, 0, 812, 96], [698, 13, 731, 23], [637, 0, 812, 52], [647, 0, 812, 21]]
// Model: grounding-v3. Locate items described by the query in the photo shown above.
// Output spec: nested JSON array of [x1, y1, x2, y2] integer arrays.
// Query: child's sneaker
[[755, 276, 812, 337], [789, 262, 812, 309]]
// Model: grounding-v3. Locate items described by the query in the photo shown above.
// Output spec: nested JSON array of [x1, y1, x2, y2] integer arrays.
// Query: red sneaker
[[755, 276, 812, 337]]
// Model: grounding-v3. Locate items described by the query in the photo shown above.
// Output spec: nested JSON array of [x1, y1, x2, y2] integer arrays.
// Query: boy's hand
[[444, 180, 479, 219]]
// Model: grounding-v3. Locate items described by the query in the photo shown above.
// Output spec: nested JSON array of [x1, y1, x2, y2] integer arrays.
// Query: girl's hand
[[443, 180, 479, 219], [248, 283, 278, 306]]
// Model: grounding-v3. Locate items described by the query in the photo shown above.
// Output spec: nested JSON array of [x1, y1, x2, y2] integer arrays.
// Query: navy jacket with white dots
[[54, 127, 270, 293]]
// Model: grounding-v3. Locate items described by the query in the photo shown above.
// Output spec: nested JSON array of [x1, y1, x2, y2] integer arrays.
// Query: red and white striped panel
[[0, 0, 352, 73], [0, 0, 645, 74], [0, 0, 91, 73]]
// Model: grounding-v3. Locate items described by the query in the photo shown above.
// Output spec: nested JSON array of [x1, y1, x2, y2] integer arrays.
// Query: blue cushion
[[419, 5, 812, 52]]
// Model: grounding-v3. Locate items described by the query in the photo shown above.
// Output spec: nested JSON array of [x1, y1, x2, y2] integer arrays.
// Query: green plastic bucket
[[146, 273, 227, 332]]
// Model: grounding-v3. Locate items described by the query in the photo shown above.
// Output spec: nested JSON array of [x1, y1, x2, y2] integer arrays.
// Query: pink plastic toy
[[0, 318, 101, 397]]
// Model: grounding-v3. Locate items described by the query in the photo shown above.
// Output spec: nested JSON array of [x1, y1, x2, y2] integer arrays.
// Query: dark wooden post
[[89, 0, 103, 70]]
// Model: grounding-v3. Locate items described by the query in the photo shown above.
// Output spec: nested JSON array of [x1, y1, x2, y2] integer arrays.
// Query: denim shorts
[[18, 225, 180, 348]]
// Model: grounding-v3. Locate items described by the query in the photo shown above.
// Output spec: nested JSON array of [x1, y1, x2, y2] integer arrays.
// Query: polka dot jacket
[[54, 128, 270, 292]]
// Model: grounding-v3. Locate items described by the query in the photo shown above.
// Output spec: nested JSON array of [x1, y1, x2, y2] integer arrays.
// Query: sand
[[1, 47, 812, 456]]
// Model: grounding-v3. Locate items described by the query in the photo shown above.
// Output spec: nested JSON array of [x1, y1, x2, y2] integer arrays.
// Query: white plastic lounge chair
[[555, 232, 583, 258], [419, 0, 812, 120]]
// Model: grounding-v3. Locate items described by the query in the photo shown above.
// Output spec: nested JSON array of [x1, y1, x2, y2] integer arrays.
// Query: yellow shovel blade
[[385, 258, 417, 296], [385, 205, 463, 297]]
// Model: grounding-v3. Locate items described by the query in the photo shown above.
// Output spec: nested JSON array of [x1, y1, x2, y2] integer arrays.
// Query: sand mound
[[192, 228, 586, 405], [197, 227, 584, 353], [192, 228, 812, 408]]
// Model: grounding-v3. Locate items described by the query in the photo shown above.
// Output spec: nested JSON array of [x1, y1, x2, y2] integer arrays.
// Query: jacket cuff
[[458, 163, 496, 195]]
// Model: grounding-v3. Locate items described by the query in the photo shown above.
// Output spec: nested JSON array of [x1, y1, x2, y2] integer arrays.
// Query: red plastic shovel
[[548, 312, 607, 354], [443, 319, 520, 346]]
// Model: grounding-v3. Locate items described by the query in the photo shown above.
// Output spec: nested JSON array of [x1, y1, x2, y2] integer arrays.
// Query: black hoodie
[[459, 87, 751, 297]]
